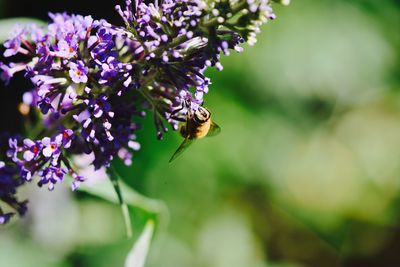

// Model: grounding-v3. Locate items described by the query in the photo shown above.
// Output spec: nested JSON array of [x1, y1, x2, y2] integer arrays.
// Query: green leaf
[[124, 220, 155, 267], [0, 18, 46, 43]]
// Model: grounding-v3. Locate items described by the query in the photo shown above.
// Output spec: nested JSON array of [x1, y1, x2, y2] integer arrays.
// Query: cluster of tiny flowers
[[0, 135, 27, 224], [0, 162, 27, 224], [0, 0, 277, 223]]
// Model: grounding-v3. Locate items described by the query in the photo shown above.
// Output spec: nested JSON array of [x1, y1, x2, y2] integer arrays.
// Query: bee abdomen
[[190, 119, 211, 139]]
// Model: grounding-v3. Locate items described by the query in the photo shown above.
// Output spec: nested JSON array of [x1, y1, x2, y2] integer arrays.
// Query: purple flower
[[22, 139, 42, 161], [71, 173, 85, 191], [0, 155, 28, 224], [74, 15, 96, 39], [0, 63, 26, 85], [60, 129, 74, 148], [32, 76, 69, 115], [96, 28, 113, 47], [0, 213, 13, 224], [20, 167, 32, 181], [80, 93, 115, 143], [22, 90, 39, 107], [91, 94, 112, 118], [6, 138, 20, 163], [99, 60, 119, 85], [36, 43, 53, 65], [0, 63, 13, 85], [38, 166, 67, 191], [89, 27, 115, 63], [42, 136, 61, 159], [54, 37, 78, 58], [69, 61, 88, 83], [4, 130, 80, 192], [3, 25, 25, 57], [38, 96, 53, 114], [28, 24, 46, 43]]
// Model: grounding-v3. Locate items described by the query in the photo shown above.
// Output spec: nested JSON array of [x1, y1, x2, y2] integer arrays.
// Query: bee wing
[[206, 121, 221, 137], [169, 137, 194, 163]]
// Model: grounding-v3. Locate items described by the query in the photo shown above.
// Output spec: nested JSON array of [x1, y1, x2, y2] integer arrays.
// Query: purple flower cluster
[[0, 0, 277, 223], [0, 136, 27, 224], [0, 164, 26, 224], [6, 130, 81, 191]]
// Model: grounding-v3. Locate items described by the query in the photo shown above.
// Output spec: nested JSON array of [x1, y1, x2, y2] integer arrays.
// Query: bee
[[169, 105, 221, 163]]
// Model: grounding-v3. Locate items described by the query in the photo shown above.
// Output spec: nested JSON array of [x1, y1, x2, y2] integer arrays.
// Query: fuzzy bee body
[[169, 106, 220, 162], [181, 106, 212, 139]]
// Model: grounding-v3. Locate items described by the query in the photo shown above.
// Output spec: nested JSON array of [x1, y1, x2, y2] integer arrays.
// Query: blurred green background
[[1, 0, 400, 266]]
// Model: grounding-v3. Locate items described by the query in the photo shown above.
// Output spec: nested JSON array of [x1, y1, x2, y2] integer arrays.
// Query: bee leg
[[184, 99, 191, 109], [171, 104, 184, 113], [170, 105, 186, 122], [170, 113, 186, 122]]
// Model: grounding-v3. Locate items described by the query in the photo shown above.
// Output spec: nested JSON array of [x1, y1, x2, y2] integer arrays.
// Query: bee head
[[193, 106, 211, 123]]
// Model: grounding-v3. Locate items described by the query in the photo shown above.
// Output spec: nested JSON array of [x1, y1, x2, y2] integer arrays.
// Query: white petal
[[83, 118, 92, 128], [23, 139, 35, 147], [64, 140, 72, 149], [94, 108, 103, 118], [90, 130, 96, 138], [42, 137, 51, 145], [55, 134, 63, 144], [42, 146, 53, 157], [23, 150, 35, 161], [128, 141, 140, 151]]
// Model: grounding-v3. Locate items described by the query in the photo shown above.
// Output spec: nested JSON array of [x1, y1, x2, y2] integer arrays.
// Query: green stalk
[[107, 166, 133, 239]]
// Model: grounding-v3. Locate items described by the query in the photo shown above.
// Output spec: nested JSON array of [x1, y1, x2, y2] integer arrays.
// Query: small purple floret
[[69, 60, 88, 83]]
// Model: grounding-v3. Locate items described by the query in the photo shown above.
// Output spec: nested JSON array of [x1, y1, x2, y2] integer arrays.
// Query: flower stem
[[107, 166, 133, 239]]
